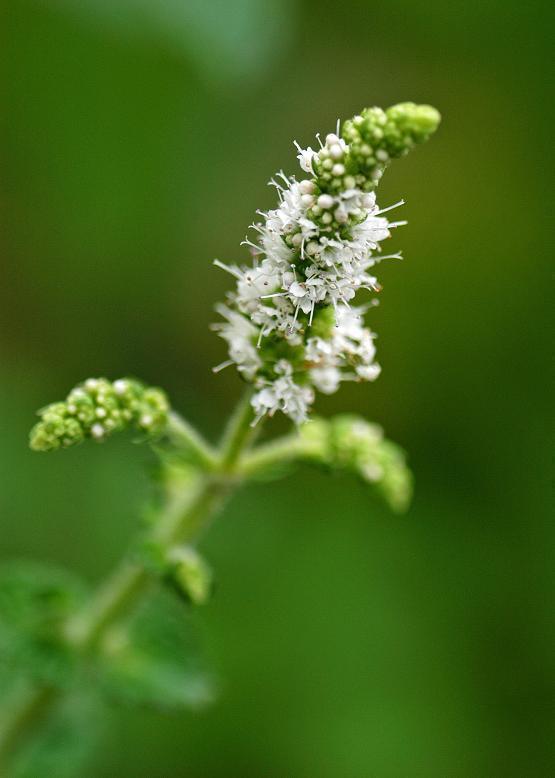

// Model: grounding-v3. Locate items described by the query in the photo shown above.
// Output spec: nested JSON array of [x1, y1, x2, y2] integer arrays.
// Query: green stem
[[0, 389, 256, 768], [66, 476, 233, 652], [0, 683, 58, 769], [237, 433, 305, 477], [218, 387, 257, 470], [166, 411, 218, 470]]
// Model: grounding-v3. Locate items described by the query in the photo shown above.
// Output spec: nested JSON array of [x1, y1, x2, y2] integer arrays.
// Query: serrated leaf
[[97, 590, 215, 711], [0, 562, 87, 687], [9, 691, 101, 778]]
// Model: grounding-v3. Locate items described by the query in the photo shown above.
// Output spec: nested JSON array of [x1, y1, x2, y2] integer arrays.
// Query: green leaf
[[10, 691, 101, 778], [51, 0, 293, 86], [166, 547, 213, 606], [96, 590, 215, 711], [0, 562, 87, 687], [135, 536, 213, 606]]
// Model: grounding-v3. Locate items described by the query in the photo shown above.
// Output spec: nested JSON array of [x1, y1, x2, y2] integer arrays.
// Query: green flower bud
[[30, 377, 170, 452], [386, 102, 441, 144], [337, 102, 441, 191]]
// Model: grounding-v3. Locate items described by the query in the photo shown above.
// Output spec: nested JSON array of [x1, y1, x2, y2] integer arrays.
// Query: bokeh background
[[1, 0, 552, 775]]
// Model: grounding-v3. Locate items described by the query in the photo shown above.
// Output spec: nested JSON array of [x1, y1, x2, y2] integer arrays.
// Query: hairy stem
[[0, 389, 257, 768], [64, 480, 219, 651], [219, 388, 256, 470], [166, 411, 218, 470], [237, 433, 306, 477]]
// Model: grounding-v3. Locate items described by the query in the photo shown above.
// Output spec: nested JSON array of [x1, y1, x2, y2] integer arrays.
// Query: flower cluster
[[29, 378, 169, 452], [213, 102, 440, 424]]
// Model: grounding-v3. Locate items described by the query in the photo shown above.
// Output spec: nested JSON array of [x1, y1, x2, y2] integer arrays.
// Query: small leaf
[[96, 590, 215, 711], [166, 547, 213, 606], [10, 691, 101, 778], [134, 535, 213, 606], [0, 562, 87, 687]]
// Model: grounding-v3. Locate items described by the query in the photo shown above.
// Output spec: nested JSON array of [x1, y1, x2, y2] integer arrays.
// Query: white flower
[[211, 304, 261, 380], [251, 361, 314, 425], [235, 264, 281, 313], [265, 177, 306, 235], [251, 297, 304, 344], [294, 143, 317, 174], [260, 229, 293, 266], [356, 364, 381, 381], [309, 366, 342, 394], [333, 306, 380, 377], [304, 305, 381, 395]]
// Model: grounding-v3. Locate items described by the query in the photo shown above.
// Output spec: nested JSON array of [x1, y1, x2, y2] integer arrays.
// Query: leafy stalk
[[0, 390, 256, 769], [2, 100, 439, 774]]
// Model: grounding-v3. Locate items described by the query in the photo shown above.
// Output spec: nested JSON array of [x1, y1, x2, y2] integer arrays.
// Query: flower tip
[[413, 104, 441, 133], [388, 102, 441, 137]]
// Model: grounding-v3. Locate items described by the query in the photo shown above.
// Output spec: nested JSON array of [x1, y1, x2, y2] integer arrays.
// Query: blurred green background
[[1, 0, 552, 775]]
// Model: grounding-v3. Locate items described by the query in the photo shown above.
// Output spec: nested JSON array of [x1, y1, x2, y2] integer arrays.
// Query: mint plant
[[0, 102, 439, 775]]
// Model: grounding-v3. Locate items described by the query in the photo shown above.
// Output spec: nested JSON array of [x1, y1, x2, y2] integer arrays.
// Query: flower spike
[[213, 102, 440, 424]]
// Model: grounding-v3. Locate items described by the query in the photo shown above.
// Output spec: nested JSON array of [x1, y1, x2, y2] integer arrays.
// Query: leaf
[[9, 691, 102, 778], [135, 539, 213, 606], [96, 589, 215, 711], [166, 546, 213, 606], [0, 561, 87, 687], [50, 0, 294, 86]]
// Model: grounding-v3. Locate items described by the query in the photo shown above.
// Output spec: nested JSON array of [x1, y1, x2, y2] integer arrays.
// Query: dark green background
[[1, 0, 552, 775]]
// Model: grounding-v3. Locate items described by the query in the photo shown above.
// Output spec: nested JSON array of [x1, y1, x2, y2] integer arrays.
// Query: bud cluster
[[331, 102, 442, 191], [213, 103, 440, 424], [299, 414, 413, 512], [29, 378, 169, 452]]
